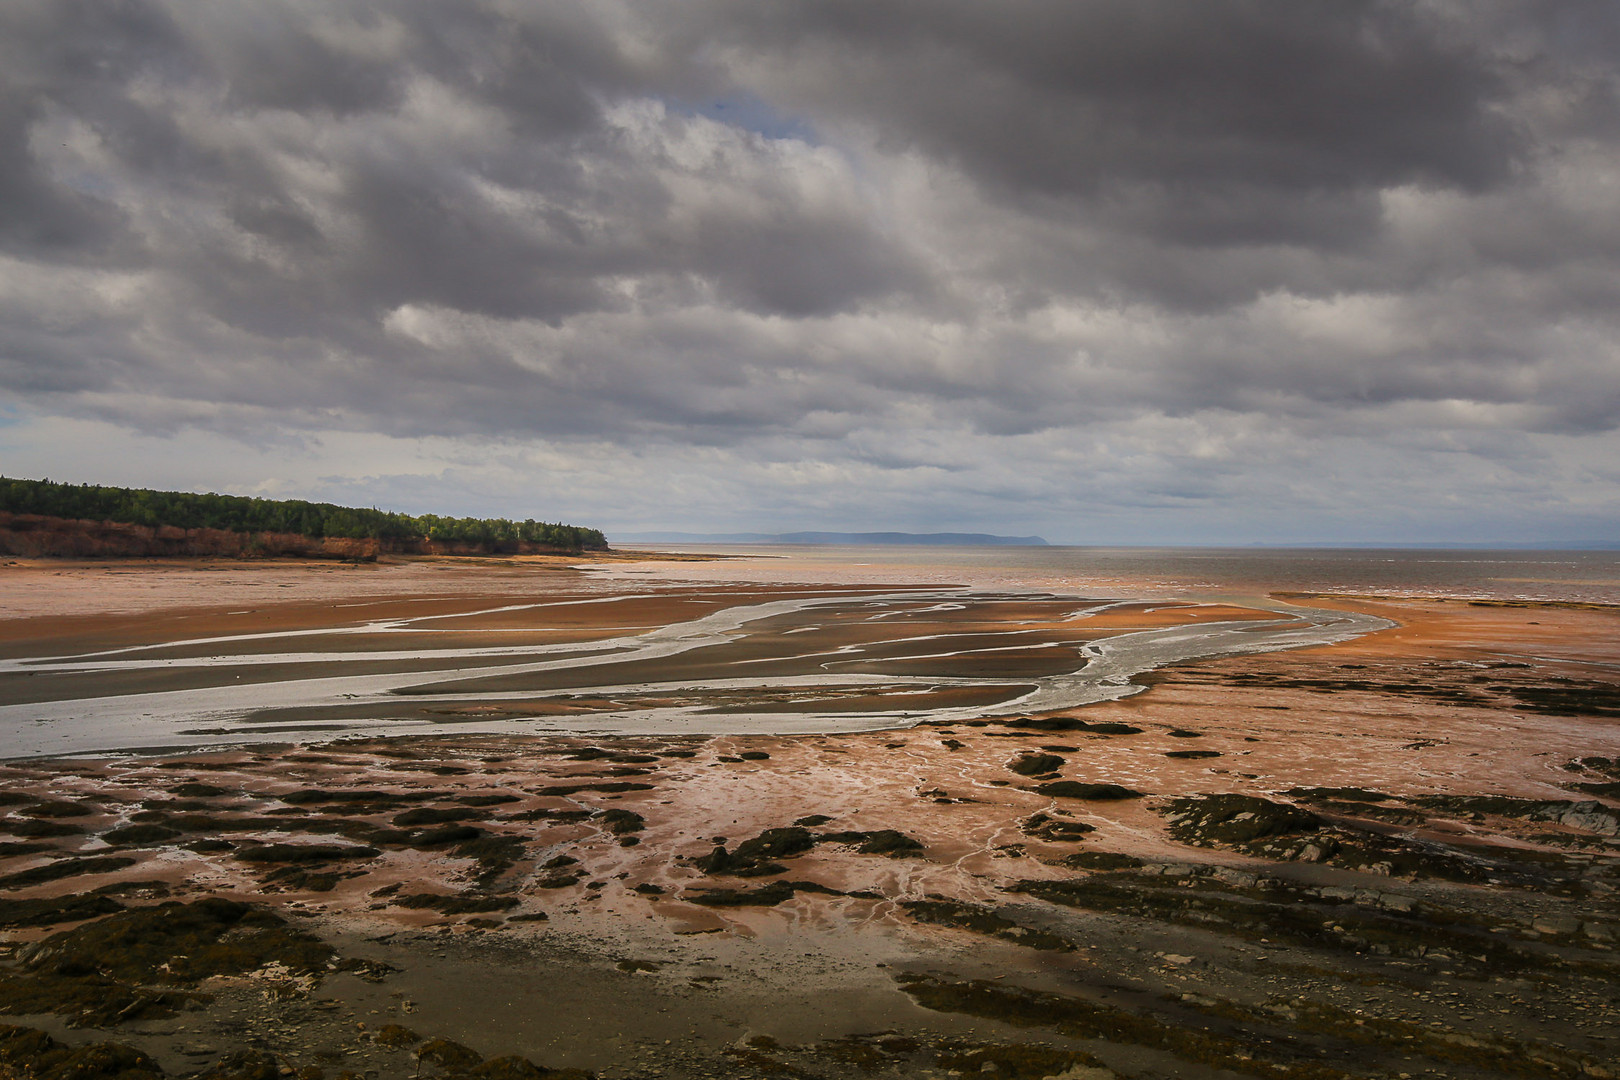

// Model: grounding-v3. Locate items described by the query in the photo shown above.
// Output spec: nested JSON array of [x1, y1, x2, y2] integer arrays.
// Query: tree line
[[0, 477, 607, 553]]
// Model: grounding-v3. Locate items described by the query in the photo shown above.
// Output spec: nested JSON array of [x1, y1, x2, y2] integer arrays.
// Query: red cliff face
[[0, 512, 381, 559], [0, 512, 582, 559]]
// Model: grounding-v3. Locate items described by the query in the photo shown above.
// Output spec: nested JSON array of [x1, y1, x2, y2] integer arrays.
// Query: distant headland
[[611, 530, 1049, 546]]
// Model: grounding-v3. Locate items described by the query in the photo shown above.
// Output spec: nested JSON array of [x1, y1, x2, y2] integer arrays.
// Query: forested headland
[[0, 477, 607, 559]]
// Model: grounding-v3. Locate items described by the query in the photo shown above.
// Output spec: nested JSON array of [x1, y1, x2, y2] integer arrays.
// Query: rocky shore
[[0, 562, 1616, 1079]]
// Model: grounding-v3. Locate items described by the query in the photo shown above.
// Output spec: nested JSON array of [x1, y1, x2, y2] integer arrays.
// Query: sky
[[2, 1, 1619, 546]]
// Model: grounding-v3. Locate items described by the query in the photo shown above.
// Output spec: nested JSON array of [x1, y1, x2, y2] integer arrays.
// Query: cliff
[[0, 512, 588, 560]]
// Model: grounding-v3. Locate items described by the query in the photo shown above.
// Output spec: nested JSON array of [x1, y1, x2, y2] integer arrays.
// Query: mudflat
[[0, 556, 1616, 1080]]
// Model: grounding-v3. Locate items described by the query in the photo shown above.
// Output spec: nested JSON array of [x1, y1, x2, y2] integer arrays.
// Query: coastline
[[0, 554, 1616, 1079]]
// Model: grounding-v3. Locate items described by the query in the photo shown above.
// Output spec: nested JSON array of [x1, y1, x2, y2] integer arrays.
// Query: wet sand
[[0, 558, 1371, 759], [0, 557, 1616, 1080]]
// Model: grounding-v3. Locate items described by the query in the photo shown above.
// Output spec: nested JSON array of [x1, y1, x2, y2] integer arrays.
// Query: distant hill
[[611, 530, 1049, 547]]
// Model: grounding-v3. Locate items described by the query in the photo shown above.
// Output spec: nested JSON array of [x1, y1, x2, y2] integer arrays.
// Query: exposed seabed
[[0, 588, 1390, 759]]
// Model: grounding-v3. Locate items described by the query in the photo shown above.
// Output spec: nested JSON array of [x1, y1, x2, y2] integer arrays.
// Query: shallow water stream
[[0, 586, 1389, 759]]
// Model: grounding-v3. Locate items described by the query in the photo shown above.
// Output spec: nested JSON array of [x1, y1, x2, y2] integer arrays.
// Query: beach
[[0, 551, 1617, 1080]]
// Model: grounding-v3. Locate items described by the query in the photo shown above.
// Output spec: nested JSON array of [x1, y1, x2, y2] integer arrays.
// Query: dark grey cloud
[[702, 1, 1518, 190], [0, 92, 129, 257], [0, 0, 1617, 540]]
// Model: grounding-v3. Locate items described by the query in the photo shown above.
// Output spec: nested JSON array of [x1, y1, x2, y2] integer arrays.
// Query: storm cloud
[[2, 0, 1617, 542]]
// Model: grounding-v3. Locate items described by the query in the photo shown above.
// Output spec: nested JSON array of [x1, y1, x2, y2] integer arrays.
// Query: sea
[[596, 545, 1620, 607]]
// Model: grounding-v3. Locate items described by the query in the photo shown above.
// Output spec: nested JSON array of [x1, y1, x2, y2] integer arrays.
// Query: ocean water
[[602, 545, 1620, 606]]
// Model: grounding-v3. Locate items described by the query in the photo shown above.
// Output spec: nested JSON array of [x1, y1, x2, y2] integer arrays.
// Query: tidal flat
[[0, 553, 1616, 1080]]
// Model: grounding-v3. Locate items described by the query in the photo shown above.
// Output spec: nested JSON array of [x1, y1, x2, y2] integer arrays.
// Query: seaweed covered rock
[[1034, 782, 1142, 801], [1287, 786, 1392, 804], [392, 806, 491, 828], [166, 783, 229, 798], [733, 827, 814, 861], [1059, 851, 1143, 871], [0, 1024, 163, 1079], [392, 1032, 589, 1080], [1006, 753, 1065, 777], [695, 826, 816, 877], [465, 1056, 553, 1079], [102, 824, 183, 847], [21, 800, 99, 819], [192, 1050, 284, 1080], [453, 835, 528, 885], [1410, 795, 1620, 836], [689, 881, 800, 907], [372, 1023, 421, 1049], [1164, 796, 1510, 878], [0, 892, 124, 928], [2, 819, 85, 839], [1006, 717, 1142, 735], [411, 825, 486, 847], [694, 845, 783, 878], [0, 969, 190, 1027], [1019, 813, 1095, 842], [17, 897, 336, 984], [933, 1042, 1111, 1080], [394, 893, 520, 915], [233, 843, 379, 864], [417, 1038, 483, 1072], [0, 855, 135, 888], [414, 1044, 592, 1080], [1160, 794, 1321, 848], [595, 809, 645, 835], [900, 898, 1074, 952], [818, 829, 925, 856]]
